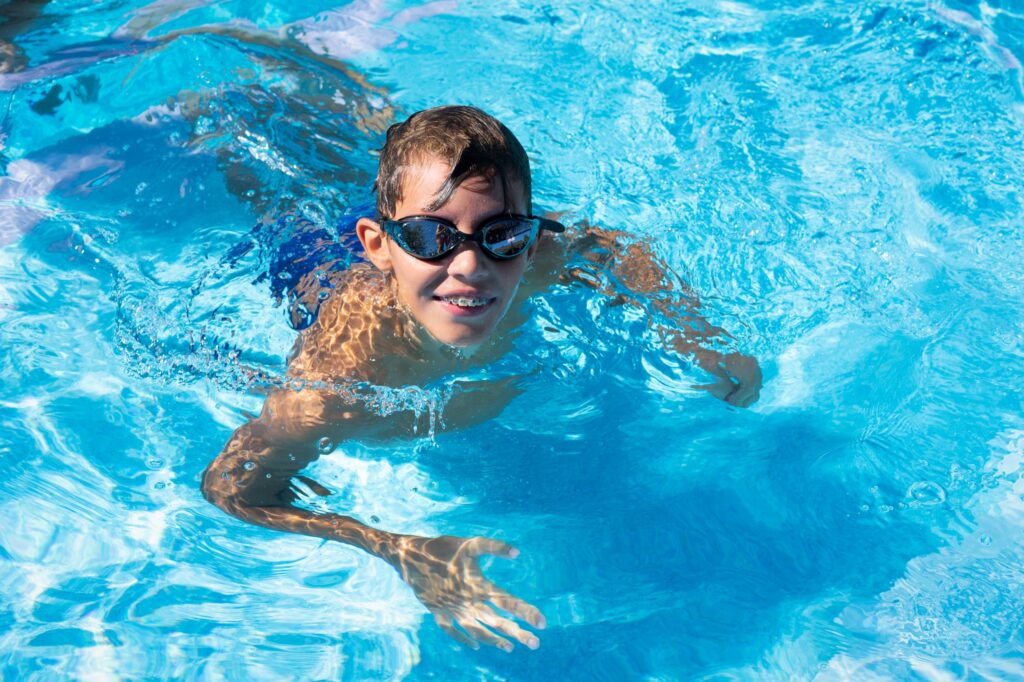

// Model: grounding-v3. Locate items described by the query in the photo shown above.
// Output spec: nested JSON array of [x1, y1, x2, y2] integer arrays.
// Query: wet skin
[[5, 1, 758, 651], [203, 157, 762, 652]]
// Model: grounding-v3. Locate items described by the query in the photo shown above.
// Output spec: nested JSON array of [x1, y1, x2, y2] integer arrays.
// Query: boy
[[202, 106, 761, 653]]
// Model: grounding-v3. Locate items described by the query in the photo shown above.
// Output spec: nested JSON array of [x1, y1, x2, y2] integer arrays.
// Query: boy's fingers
[[727, 386, 758, 407], [478, 610, 540, 650], [456, 616, 513, 652], [692, 381, 735, 401], [434, 614, 477, 649], [467, 537, 518, 559], [489, 594, 546, 630]]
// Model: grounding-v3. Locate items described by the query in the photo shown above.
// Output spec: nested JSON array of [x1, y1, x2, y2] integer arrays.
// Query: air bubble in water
[[906, 480, 947, 506], [298, 199, 328, 229], [243, 461, 256, 471], [317, 437, 334, 453]]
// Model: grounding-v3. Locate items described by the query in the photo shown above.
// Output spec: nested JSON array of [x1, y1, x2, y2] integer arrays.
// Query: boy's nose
[[445, 240, 489, 279]]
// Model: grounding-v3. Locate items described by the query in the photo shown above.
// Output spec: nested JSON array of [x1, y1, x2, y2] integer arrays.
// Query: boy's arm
[[528, 222, 762, 407], [202, 386, 545, 651]]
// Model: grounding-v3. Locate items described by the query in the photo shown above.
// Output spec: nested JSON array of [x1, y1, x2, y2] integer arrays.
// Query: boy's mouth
[[434, 295, 496, 317]]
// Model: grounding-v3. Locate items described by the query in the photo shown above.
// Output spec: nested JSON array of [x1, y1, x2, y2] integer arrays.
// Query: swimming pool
[[2, 0, 1024, 679]]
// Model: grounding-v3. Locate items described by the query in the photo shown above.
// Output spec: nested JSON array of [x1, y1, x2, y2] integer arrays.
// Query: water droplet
[[243, 461, 256, 471], [879, 504, 894, 513], [265, 473, 272, 479], [193, 115, 214, 135], [906, 480, 947, 506], [317, 437, 334, 454], [154, 481, 166, 489], [370, 515, 381, 524], [859, 504, 870, 512], [980, 535, 993, 546]]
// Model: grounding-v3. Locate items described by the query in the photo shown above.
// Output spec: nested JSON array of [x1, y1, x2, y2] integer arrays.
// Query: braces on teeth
[[441, 296, 489, 307]]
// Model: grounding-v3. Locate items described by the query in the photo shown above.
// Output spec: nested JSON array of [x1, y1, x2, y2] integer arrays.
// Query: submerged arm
[[203, 384, 544, 650], [201, 389, 399, 556], [531, 223, 762, 406]]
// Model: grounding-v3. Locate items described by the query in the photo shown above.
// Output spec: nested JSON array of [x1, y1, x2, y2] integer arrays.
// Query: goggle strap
[[535, 217, 565, 233]]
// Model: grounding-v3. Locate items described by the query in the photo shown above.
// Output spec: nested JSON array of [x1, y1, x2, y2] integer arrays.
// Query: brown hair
[[373, 105, 532, 219]]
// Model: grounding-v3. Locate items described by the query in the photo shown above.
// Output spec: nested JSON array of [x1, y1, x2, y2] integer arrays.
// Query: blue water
[[3, 1, 1024, 679]]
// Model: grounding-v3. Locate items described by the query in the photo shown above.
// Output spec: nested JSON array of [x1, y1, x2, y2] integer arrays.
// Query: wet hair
[[373, 105, 532, 219]]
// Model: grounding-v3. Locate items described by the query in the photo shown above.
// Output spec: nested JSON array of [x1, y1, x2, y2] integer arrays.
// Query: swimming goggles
[[380, 214, 565, 261]]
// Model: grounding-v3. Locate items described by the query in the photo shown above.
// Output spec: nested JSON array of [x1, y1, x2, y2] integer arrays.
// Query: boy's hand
[[388, 535, 546, 651], [694, 352, 763, 407]]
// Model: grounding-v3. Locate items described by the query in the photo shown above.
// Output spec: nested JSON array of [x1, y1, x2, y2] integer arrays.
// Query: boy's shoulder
[[287, 263, 415, 383]]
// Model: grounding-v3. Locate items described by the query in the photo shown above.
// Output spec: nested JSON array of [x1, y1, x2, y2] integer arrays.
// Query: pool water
[[3, 1, 1024, 679]]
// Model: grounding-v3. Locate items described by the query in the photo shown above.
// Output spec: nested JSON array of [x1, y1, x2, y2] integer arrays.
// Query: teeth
[[441, 296, 490, 307]]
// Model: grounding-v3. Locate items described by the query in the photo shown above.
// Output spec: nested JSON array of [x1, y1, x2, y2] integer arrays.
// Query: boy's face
[[358, 155, 534, 348]]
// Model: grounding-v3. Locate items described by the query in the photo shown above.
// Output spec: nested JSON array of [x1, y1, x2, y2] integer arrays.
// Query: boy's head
[[356, 106, 545, 348], [373, 105, 532, 220]]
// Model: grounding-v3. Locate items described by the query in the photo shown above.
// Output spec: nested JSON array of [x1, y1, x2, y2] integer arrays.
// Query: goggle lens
[[481, 218, 534, 258], [383, 215, 563, 261]]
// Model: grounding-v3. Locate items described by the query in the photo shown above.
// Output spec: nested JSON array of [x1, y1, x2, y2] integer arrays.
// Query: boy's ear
[[356, 217, 393, 272]]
